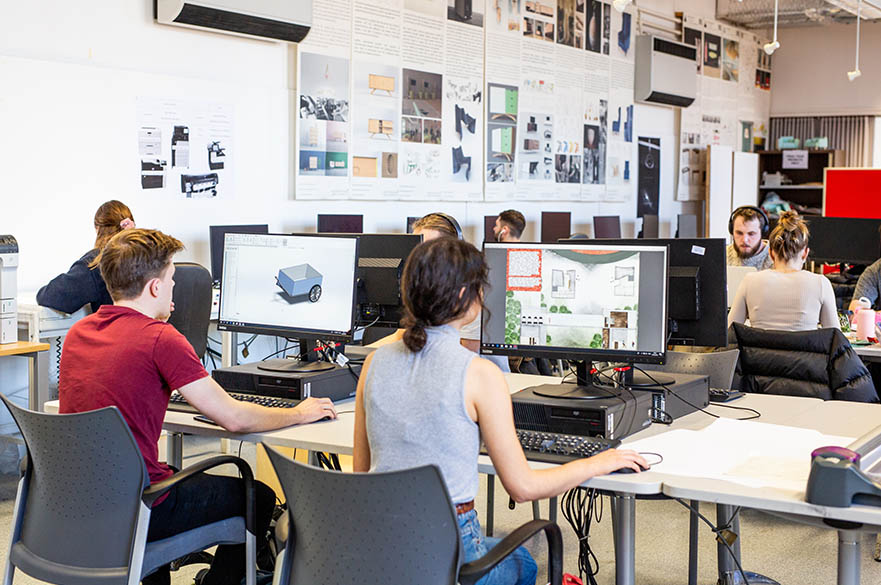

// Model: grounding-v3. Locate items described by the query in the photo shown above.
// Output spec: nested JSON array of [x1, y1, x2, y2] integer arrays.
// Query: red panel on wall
[[824, 168, 881, 218]]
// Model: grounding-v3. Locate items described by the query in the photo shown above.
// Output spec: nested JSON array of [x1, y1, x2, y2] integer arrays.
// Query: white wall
[[0, 0, 713, 293], [770, 21, 881, 116]]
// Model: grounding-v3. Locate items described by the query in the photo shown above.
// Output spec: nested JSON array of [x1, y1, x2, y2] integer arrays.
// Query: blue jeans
[[458, 509, 538, 585]]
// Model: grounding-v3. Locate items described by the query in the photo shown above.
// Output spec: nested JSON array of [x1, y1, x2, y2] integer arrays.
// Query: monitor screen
[[218, 233, 359, 340], [209, 224, 269, 283], [481, 242, 668, 364], [541, 212, 571, 243], [317, 214, 364, 234], [562, 237, 728, 347], [406, 216, 420, 234], [594, 216, 622, 239], [803, 216, 881, 265]]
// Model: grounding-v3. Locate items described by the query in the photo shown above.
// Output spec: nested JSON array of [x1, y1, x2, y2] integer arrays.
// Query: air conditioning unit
[[635, 35, 697, 107], [156, 0, 312, 43]]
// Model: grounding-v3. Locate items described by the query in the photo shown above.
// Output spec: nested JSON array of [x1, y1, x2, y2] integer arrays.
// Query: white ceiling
[[716, 0, 881, 28]]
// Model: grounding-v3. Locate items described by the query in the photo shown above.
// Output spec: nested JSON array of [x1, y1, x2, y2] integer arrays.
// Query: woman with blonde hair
[[728, 211, 838, 331], [37, 200, 136, 313]]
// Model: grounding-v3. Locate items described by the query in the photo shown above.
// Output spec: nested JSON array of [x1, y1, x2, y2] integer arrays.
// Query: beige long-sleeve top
[[727, 269, 840, 332]]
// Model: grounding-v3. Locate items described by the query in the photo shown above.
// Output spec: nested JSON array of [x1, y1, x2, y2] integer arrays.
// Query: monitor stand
[[256, 358, 335, 374], [529, 361, 674, 400]]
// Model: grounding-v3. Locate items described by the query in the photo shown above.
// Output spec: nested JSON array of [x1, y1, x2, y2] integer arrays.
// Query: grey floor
[[2, 436, 881, 584]]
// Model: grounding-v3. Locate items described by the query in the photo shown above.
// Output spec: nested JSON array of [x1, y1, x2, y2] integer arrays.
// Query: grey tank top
[[364, 324, 479, 504]]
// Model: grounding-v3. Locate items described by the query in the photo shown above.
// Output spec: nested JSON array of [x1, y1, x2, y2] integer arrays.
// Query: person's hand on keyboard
[[296, 397, 338, 423], [587, 449, 648, 475]]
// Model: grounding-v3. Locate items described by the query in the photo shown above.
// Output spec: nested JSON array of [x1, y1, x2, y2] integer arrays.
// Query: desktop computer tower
[[510, 385, 653, 441], [211, 362, 360, 403]]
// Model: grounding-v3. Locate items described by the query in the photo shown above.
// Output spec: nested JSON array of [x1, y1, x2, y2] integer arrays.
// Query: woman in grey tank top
[[354, 238, 646, 585]]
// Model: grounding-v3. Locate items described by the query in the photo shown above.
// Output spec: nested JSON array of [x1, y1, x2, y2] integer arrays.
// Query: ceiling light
[[764, 40, 780, 55], [849, 0, 862, 81], [612, 0, 631, 12], [766, 0, 781, 54]]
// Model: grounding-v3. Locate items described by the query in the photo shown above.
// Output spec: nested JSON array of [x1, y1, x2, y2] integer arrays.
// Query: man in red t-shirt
[[60, 228, 336, 585]]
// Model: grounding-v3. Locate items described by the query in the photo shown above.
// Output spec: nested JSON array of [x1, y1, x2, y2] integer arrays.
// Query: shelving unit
[[756, 149, 844, 212]]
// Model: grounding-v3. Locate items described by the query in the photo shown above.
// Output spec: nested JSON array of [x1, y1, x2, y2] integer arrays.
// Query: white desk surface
[[853, 344, 881, 361], [44, 375, 881, 524]]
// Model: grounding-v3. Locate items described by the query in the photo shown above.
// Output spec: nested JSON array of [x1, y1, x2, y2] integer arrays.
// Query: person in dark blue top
[[36, 200, 136, 314]]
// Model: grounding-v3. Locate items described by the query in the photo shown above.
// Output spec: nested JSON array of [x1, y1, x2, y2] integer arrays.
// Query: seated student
[[37, 200, 136, 314], [493, 209, 525, 243], [727, 206, 773, 270], [354, 238, 645, 585], [59, 228, 336, 585], [728, 211, 838, 332]]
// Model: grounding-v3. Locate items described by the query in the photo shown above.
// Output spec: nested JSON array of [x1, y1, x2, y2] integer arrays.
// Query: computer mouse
[[615, 463, 650, 474]]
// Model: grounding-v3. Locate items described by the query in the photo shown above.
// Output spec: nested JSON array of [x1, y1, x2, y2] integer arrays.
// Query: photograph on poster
[[518, 112, 554, 181], [448, 0, 485, 26], [300, 53, 350, 122], [703, 33, 721, 78], [447, 78, 482, 184], [557, 0, 585, 49], [354, 62, 400, 99], [683, 27, 702, 73], [523, 16, 555, 41], [602, 3, 610, 54], [583, 97, 607, 185], [489, 0, 522, 32], [487, 162, 514, 182], [525, 1, 554, 16], [612, 10, 632, 58], [722, 38, 739, 82], [555, 154, 582, 183], [403, 69, 443, 118], [585, 0, 604, 52], [636, 137, 660, 217], [402, 117, 423, 143], [403, 148, 443, 180]]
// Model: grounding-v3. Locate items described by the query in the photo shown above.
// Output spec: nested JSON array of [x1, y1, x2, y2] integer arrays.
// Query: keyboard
[[482, 430, 620, 464], [167, 391, 300, 413], [708, 388, 745, 403]]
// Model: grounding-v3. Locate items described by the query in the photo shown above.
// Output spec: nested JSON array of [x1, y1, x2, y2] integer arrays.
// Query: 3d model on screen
[[276, 264, 323, 303]]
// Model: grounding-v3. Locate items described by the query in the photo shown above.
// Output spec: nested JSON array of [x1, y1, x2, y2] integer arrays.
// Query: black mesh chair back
[[0, 394, 148, 585], [168, 262, 212, 358], [266, 446, 461, 585]]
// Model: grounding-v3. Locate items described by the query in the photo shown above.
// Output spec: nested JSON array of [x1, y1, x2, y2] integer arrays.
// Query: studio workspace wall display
[[637, 137, 661, 218], [136, 97, 233, 199]]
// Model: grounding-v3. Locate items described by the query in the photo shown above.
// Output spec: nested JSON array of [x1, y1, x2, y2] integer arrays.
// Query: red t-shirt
[[59, 305, 208, 492]]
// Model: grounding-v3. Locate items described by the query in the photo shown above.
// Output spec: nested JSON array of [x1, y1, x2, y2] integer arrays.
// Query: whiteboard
[[706, 145, 734, 240]]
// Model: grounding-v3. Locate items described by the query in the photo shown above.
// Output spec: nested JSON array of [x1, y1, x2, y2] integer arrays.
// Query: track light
[[849, 0, 862, 81], [765, 0, 781, 55], [612, 0, 631, 12]]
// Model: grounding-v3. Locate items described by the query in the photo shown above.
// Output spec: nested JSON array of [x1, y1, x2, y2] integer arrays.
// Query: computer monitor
[[317, 214, 363, 234], [485, 215, 498, 243], [406, 216, 420, 234], [541, 212, 572, 243], [482, 241, 668, 391], [803, 216, 881, 265], [594, 215, 622, 239], [352, 233, 423, 327], [218, 233, 359, 372], [561, 237, 728, 347], [209, 224, 269, 283]]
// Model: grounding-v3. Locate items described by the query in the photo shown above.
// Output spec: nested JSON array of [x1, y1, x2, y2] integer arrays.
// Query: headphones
[[728, 206, 770, 238], [427, 212, 464, 240]]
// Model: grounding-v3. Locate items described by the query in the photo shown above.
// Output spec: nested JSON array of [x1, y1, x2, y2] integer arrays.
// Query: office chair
[[264, 445, 563, 585], [168, 262, 212, 359], [0, 394, 256, 585], [731, 322, 877, 402]]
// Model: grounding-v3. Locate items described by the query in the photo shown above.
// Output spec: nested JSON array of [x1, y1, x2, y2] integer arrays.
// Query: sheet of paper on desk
[[623, 418, 855, 491]]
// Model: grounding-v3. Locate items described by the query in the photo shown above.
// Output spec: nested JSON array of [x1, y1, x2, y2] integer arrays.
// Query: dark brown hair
[[412, 213, 459, 239], [731, 207, 763, 227], [498, 209, 526, 238], [94, 200, 134, 250], [768, 211, 809, 263], [93, 228, 184, 301], [401, 238, 488, 352]]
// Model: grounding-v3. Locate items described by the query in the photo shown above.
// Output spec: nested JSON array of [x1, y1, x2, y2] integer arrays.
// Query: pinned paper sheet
[[622, 419, 855, 491]]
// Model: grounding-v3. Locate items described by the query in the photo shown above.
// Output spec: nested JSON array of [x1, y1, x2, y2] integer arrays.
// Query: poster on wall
[[136, 97, 233, 199], [636, 136, 660, 217]]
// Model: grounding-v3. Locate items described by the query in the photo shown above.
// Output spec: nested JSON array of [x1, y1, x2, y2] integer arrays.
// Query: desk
[[0, 342, 50, 412], [42, 380, 881, 585], [853, 344, 881, 363]]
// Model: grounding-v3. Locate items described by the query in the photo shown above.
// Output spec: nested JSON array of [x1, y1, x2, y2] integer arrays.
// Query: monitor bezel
[[217, 232, 360, 342], [480, 241, 668, 365], [208, 224, 270, 283]]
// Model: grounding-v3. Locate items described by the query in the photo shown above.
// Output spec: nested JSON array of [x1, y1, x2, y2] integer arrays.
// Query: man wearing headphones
[[493, 209, 525, 243], [727, 206, 773, 270]]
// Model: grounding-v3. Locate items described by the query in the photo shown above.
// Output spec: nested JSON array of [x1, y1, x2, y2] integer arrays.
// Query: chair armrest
[[142, 455, 255, 534], [458, 519, 563, 585]]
